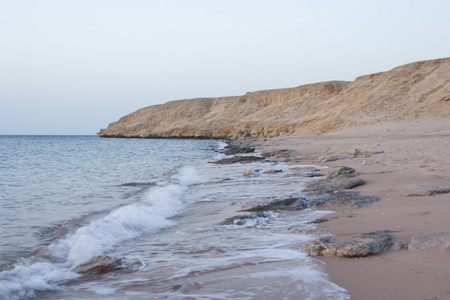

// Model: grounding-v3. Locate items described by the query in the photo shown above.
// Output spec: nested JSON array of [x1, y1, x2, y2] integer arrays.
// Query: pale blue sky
[[1, 0, 449, 135]]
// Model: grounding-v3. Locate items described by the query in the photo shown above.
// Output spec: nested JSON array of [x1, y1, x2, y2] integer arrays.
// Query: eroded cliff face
[[98, 58, 450, 139]]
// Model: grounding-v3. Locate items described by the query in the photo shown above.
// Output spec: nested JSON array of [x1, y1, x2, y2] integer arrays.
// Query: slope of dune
[[98, 58, 450, 139]]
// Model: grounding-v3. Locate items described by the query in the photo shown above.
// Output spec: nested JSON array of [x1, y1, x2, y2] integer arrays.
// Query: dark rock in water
[[303, 231, 392, 258], [241, 197, 307, 212], [119, 182, 156, 187], [72, 256, 122, 274], [221, 212, 271, 225], [224, 198, 308, 226], [222, 145, 255, 155], [172, 281, 202, 293], [261, 149, 290, 158], [222, 215, 254, 225], [263, 169, 283, 174], [243, 170, 253, 176], [289, 167, 325, 178], [303, 177, 366, 194], [301, 172, 326, 178], [408, 232, 450, 251], [211, 156, 265, 164], [306, 191, 379, 209], [309, 218, 330, 224]]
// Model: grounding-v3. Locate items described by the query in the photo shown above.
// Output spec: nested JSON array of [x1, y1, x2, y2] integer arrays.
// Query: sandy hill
[[98, 58, 450, 139]]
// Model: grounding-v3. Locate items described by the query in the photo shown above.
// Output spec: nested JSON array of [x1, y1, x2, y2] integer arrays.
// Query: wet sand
[[251, 119, 450, 300]]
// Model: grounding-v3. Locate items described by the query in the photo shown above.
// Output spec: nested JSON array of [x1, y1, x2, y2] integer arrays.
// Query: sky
[[0, 0, 449, 135]]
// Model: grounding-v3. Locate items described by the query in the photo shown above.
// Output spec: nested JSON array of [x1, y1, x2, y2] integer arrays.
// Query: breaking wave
[[0, 166, 204, 300]]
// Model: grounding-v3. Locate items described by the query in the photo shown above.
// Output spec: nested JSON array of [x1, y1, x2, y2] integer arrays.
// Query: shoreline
[[249, 119, 450, 300]]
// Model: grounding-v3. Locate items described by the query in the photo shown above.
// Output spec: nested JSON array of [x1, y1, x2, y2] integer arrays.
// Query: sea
[[0, 135, 349, 299]]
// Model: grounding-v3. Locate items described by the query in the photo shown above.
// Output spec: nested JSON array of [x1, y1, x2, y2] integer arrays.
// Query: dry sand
[[251, 119, 450, 300]]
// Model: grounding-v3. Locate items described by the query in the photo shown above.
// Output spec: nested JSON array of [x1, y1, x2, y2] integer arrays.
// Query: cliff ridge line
[[98, 57, 450, 139]]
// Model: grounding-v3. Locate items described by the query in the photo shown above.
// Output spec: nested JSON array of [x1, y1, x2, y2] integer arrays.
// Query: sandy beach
[[251, 119, 450, 300]]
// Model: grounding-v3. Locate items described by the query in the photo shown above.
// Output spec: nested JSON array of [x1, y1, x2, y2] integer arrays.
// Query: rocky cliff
[[98, 58, 450, 139]]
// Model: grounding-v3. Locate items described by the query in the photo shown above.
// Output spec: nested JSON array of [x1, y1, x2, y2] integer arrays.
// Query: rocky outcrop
[[303, 178, 366, 194], [408, 232, 450, 251], [98, 58, 450, 139], [221, 145, 255, 155], [306, 191, 380, 209], [241, 197, 307, 212], [301, 167, 389, 258], [211, 155, 265, 164], [222, 198, 307, 226], [303, 231, 392, 258], [303, 166, 365, 195], [263, 169, 283, 174], [235, 167, 377, 212], [303, 167, 379, 209], [347, 148, 384, 157], [261, 149, 290, 158], [221, 212, 271, 225], [387, 184, 450, 197], [72, 256, 122, 274]]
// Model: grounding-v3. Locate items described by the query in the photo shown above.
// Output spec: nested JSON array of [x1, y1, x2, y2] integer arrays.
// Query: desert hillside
[[98, 58, 450, 139]]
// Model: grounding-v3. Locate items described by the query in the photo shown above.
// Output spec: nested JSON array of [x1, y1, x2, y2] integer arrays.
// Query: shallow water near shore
[[0, 136, 349, 299]]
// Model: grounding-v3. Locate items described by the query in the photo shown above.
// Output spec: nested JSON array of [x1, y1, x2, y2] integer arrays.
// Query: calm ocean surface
[[0, 136, 349, 299]]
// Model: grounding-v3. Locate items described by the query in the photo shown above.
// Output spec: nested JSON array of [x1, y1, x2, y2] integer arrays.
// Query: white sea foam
[[0, 261, 80, 300], [0, 166, 203, 300], [215, 141, 229, 150], [172, 166, 206, 186], [213, 152, 226, 160], [156, 210, 349, 300]]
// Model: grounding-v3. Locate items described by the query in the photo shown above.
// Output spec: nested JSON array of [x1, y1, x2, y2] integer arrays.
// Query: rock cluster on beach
[[300, 166, 381, 211], [98, 58, 449, 139], [221, 161, 392, 258], [217, 144, 450, 260], [303, 231, 392, 258]]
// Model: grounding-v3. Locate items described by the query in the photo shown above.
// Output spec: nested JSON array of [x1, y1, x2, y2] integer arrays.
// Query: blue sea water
[[0, 136, 349, 299], [0, 136, 214, 261]]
